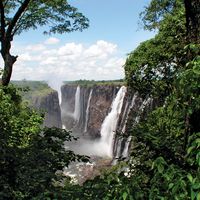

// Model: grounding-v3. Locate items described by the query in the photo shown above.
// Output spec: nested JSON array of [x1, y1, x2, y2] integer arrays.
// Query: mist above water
[[47, 79, 63, 105]]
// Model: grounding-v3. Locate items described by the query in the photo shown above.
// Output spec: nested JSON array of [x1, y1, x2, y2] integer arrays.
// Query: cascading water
[[122, 136, 132, 158], [84, 89, 93, 133], [99, 86, 127, 157], [121, 93, 137, 133], [74, 85, 81, 123]]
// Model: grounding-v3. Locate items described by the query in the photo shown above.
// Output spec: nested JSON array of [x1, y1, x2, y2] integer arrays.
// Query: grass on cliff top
[[63, 79, 125, 87], [12, 80, 54, 104]]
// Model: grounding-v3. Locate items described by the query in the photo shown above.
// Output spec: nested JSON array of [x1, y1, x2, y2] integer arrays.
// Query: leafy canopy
[[0, 85, 89, 199], [0, 0, 89, 39]]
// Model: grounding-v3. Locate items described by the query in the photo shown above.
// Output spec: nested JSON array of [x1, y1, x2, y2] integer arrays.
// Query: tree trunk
[[1, 38, 17, 86], [1, 53, 17, 86], [184, 0, 200, 43], [183, 0, 200, 150]]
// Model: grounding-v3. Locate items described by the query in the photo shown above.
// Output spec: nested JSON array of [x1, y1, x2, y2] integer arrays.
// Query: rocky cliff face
[[60, 83, 157, 160], [61, 84, 120, 138], [86, 85, 119, 138], [32, 91, 62, 128]]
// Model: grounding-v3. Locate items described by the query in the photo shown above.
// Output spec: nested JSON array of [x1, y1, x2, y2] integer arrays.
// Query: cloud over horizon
[[0, 38, 125, 88]]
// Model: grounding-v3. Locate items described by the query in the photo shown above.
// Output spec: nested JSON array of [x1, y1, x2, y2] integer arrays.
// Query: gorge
[[30, 81, 154, 162]]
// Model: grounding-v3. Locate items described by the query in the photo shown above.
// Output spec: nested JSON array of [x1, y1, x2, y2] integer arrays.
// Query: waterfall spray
[[99, 86, 127, 157]]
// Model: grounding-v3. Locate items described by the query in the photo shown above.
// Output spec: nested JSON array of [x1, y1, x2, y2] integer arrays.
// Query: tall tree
[[0, 0, 89, 86]]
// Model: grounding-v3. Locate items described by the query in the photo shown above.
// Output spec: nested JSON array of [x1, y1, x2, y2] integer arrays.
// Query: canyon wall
[[61, 84, 120, 139], [32, 90, 62, 128], [60, 84, 155, 160], [27, 82, 155, 160]]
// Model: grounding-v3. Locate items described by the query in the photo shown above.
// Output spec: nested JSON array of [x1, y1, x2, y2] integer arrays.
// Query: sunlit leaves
[[2, 0, 89, 37]]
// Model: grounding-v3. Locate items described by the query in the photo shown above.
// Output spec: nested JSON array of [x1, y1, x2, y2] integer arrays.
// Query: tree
[[125, 1, 186, 98], [0, 0, 89, 86]]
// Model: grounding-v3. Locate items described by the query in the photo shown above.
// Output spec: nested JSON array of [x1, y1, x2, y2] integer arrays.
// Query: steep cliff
[[15, 81, 156, 160], [60, 82, 158, 160], [13, 81, 62, 128], [32, 90, 62, 128], [61, 84, 120, 138]]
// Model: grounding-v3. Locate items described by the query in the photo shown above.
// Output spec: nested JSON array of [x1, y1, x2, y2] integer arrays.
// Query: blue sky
[[1, 0, 155, 86]]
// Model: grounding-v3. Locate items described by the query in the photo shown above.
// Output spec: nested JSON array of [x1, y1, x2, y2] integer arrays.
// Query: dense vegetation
[[12, 80, 54, 105], [0, 85, 89, 199], [64, 79, 124, 87], [72, 0, 200, 199], [0, 0, 199, 199]]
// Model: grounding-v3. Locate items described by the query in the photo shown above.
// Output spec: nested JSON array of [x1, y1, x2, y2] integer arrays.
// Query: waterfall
[[74, 85, 81, 123], [121, 93, 138, 133], [99, 86, 127, 157], [84, 89, 93, 133], [122, 136, 132, 158]]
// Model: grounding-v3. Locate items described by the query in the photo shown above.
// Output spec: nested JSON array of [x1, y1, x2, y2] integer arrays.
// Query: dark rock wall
[[61, 84, 158, 160], [32, 91, 62, 128], [87, 85, 119, 138], [61, 84, 120, 138]]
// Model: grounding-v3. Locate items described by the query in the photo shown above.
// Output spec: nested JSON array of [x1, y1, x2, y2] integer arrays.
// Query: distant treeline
[[11, 80, 53, 104], [63, 79, 125, 86]]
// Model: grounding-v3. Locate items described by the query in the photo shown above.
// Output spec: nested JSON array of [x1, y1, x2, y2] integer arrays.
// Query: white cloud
[[6, 40, 125, 84], [26, 44, 46, 52], [84, 40, 117, 59], [18, 53, 32, 61], [58, 43, 83, 56], [44, 37, 60, 45]]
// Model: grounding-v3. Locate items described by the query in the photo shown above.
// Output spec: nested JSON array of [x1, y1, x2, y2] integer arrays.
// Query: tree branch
[[6, 0, 31, 38], [3, 0, 9, 7]]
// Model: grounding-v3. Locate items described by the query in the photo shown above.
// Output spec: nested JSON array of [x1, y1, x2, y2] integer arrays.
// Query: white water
[[99, 86, 127, 157], [84, 89, 93, 133], [73, 85, 81, 123], [121, 93, 138, 133], [122, 136, 132, 158], [47, 80, 63, 105]]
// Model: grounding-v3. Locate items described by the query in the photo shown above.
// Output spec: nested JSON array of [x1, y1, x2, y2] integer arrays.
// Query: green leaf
[[169, 183, 174, 189], [197, 192, 200, 200], [123, 192, 128, 200], [187, 146, 195, 155], [158, 164, 164, 173], [187, 173, 193, 183]]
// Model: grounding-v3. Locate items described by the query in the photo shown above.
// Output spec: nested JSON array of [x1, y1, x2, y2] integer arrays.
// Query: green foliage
[[72, 1, 200, 199], [1, 0, 89, 37], [125, 3, 186, 98], [140, 0, 183, 31], [0, 85, 89, 199], [1, 1, 199, 199], [64, 79, 125, 87], [12, 80, 54, 105]]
